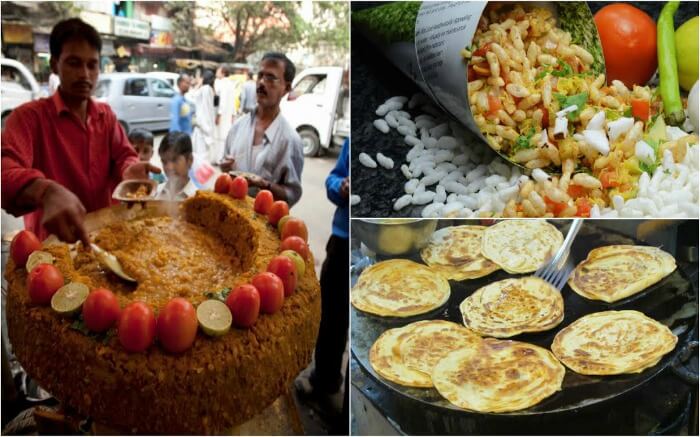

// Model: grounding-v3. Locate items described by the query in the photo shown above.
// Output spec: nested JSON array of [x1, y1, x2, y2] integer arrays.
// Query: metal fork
[[535, 219, 583, 290]]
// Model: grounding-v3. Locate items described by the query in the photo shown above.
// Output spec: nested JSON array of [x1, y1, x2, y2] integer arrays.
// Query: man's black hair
[[159, 132, 192, 157], [261, 52, 295, 83], [128, 128, 154, 145], [177, 74, 189, 86], [220, 65, 230, 76], [202, 70, 215, 87], [50, 18, 102, 60]]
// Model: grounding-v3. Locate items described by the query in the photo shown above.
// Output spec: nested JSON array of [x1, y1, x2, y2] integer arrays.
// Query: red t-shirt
[[1, 91, 139, 240]]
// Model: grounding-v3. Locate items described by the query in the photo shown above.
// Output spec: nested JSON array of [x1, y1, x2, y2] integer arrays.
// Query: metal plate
[[351, 220, 698, 416]]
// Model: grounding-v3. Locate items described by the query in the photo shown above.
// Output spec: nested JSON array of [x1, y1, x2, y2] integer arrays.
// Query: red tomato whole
[[251, 272, 284, 314], [267, 255, 297, 297], [27, 263, 64, 305], [254, 190, 274, 214], [267, 200, 289, 226], [229, 176, 248, 199], [594, 4, 657, 88], [214, 174, 232, 194], [226, 284, 261, 328], [281, 218, 308, 242], [118, 301, 156, 353], [157, 298, 198, 354], [82, 288, 121, 332], [280, 236, 310, 261], [11, 230, 42, 267]]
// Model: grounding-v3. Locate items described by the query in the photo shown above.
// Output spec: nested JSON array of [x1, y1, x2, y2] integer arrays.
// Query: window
[[150, 78, 175, 98], [1, 65, 31, 91], [124, 78, 148, 96], [290, 74, 326, 98], [94, 80, 110, 98]]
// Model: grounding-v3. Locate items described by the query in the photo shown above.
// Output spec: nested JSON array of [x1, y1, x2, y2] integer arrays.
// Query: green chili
[[657, 1, 685, 126]]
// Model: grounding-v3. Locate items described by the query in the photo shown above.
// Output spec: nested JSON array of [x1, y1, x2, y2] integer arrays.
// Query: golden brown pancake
[[460, 276, 564, 338], [551, 310, 678, 375], [351, 259, 450, 317], [432, 338, 565, 412], [420, 226, 500, 280], [369, 322, 434, 387], [568, 245, 676, 303], [481, 220, 563, 274]]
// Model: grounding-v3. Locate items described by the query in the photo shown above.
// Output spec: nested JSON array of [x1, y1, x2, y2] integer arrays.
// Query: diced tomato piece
[[468, 66, 477, 82], [473, 61, 490, 76], [516, 204, 524, 212], [473, 43, 492, 57], [487, 95, 501, 116], [537, 103, 550, 128], [599, 168, 620, 189], [575, 198, 592, 217], [544, 196, 567, 216], [631, 99, 650, 122], [567, 184, 588, 198]]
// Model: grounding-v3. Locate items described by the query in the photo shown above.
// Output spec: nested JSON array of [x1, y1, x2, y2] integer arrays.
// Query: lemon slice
[[26, 251, 55, 273], [281, 250, 306, 276], [197, 299, 232, 336], [51, 282, 89, 316]]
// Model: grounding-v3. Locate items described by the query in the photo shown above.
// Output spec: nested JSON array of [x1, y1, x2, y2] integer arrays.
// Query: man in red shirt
[[1, 18, 159, 246]]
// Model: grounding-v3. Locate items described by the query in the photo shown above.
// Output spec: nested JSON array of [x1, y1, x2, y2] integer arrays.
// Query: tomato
[[157, 298, 198, 354], [229, 176, 248, 199], [281, 218, 308, 242], [214, 174, 232, 194], [599, 168, 620, 189], [472, 43, 492, 57], [594, 4, 657, 88], [10, 230, 42, 267], [118, 302, 156, 353], [251, 272, 284, 314], [268, 200, 289, 226], [82, 288, 121, 332], [467, 65, 477, 82], [567, 184, 588, 198], [631, 99, 650, 122], [472, 61, 490, 77], [226, 284, 261, 328], [544, 196, 567, 216], [27, 263, 64, 305], [267, 255, 297, 297], [575, 198, 592, 217], [486, 94, 501, 117], [280, 236, 310, 261], [254, 190, 274, 214]]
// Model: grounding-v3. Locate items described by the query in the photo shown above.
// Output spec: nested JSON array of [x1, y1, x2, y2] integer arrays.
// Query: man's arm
[[325, 139, 349, 206], [169, 97, 181, 132], [281, 137, 304, 207]]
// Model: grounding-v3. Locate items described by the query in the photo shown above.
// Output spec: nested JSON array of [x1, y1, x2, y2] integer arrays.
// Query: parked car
[[146, 71, 179, 88], [1, 57, 43, 129], [280, 66, 349, 156], [94, 72, 176, 134]]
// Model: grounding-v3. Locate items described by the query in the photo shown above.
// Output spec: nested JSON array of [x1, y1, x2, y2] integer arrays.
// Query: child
[[128, 128, 165, 183], [156, 131, 198, 201]]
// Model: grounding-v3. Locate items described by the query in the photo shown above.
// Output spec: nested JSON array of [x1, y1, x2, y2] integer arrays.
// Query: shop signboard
[[2, 23, 33, 44], [79, 11, 113, 35], [114, 16, 150, 40]]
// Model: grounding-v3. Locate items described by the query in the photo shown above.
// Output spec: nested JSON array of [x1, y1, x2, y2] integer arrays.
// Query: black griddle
[[351, 220, 698, 422]]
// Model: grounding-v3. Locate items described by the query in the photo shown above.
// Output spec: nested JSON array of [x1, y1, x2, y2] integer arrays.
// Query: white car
[[1, 58, 43, 128], [280, 66, 349, 156], [146, 71, 179, 88]]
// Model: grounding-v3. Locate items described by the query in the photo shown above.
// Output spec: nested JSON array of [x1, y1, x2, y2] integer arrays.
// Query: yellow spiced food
[[5, 191, 321, 434]]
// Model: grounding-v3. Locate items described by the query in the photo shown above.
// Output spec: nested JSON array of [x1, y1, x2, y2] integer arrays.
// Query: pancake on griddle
[[420, 225, 500, 280], [398, 320, 482, 378], [551, 310, 678, 375], [369, 322, 434, 387], [568, 245, 676, 303], [459, 276, 564, 338], [481, 220, 563, 274], [432, 338, 565, 413], [351, 259, 450, 317]]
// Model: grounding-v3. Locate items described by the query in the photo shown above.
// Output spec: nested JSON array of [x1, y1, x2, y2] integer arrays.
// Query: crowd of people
[[1, 16, 349, 433]]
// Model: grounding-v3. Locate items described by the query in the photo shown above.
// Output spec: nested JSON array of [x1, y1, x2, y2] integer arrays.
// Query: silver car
[[94, 72, 176, 134]]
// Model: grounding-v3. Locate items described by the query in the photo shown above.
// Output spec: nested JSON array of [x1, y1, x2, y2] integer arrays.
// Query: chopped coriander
[[554, 92, 588, 121], [512, 128, 536, 154], [605, 109, 622, 121], [639, 161, 658, 175], [551, 59, 573, 77], [623, 106, 633, 117], [204, 287, 233, 303]]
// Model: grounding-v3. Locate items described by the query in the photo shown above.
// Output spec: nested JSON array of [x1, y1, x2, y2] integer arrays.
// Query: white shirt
[[156, 177, 198, 201], [214, 77, 237, 116], [223, 111, 304, 206]]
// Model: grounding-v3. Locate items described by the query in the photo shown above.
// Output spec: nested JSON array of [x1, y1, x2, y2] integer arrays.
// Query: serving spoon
[[90, 243, 136, 282]]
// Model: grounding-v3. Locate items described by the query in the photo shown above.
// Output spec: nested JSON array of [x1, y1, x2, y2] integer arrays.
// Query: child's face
[[132, 140, 153, 162], [159, 149, 192, 180]]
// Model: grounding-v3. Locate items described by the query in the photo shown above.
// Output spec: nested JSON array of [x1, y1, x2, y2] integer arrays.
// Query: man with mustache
[[219, 53, 303, 206], [1, 18, 159, 246]]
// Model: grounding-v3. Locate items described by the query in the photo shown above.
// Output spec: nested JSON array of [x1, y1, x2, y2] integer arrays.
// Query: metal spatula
[[90, 243, 136, 282]]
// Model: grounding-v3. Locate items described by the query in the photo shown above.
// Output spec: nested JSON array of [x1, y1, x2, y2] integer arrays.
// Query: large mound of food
[[5, 190, 320, 434]]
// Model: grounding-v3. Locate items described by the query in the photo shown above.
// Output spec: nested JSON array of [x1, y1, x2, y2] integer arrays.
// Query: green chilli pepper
[[657, 1, 685, 126]]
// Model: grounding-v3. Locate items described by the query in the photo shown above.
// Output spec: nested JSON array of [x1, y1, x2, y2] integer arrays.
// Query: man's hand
[[215, 114, 220, 126], [340, 177, 349, 200], [123, 162, 162, 180], [219, 156, 236, 173], [245, 174, 269, 189], [40, 183, 90, 247]]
